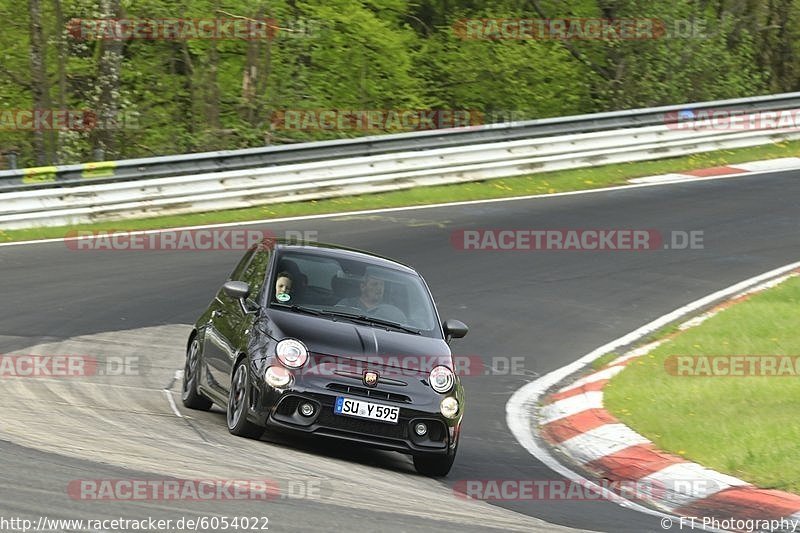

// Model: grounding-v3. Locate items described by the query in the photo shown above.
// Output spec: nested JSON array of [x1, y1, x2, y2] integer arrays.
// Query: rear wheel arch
[[182, 330, 213, 411]]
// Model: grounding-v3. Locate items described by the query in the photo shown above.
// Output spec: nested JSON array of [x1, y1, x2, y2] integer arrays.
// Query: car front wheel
[[226, 359, 264, 439]]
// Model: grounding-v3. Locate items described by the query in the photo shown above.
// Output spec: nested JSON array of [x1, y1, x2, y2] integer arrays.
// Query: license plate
[[334, 397, 399, 424]]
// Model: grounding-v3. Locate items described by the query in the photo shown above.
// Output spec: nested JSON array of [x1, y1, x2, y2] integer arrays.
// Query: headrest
[[331, 276, 360, 298]]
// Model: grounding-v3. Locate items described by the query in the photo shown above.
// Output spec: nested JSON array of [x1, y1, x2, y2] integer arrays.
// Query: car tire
[[413, 443, 457, 477], [182, 337, 213, 411], [226, 359, 264, 440]]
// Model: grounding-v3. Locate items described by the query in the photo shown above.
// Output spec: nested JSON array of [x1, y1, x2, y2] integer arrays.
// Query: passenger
[[274, 271, 293, 302]]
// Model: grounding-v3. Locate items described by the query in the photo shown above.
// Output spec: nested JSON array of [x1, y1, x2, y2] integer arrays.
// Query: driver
[[336, 273, 406, 323]]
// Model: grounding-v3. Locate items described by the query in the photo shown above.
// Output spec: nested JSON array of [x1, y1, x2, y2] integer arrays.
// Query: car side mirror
[[223, 280, 250, 300], [223, 281, 259, 315], [443, 319, 468, 341]]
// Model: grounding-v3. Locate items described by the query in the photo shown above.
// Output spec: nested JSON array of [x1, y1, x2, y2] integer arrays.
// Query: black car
[[182, 240, 468, 476]]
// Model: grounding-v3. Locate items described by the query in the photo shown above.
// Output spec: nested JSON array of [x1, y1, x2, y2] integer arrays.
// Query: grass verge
[[603, 274, 800, 493], [2, 140, 799, 244], [592, 352, 621, 370]]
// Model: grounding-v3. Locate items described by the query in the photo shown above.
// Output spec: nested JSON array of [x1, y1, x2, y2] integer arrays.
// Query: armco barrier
[[1, 109, 799, 229], [2, 91, 799, 191]]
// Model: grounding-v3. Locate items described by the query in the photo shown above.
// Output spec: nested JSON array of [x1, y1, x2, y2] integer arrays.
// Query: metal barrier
[[2, 107, 799, 229], [2, 91, 800, 191]]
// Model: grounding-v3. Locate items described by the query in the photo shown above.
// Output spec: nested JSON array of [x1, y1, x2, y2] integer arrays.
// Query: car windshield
[[267, 250, 440, 337]]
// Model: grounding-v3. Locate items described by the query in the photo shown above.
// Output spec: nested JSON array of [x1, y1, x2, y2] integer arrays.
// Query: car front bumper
[[248, 377, 461, 455]]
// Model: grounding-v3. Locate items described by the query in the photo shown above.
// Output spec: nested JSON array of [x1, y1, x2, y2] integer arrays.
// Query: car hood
[[264, 309, 453, 369]]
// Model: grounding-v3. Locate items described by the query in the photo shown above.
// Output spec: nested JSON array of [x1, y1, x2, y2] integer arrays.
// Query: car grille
[[316, 409, 408, 439], [326, 383, 411, 403]]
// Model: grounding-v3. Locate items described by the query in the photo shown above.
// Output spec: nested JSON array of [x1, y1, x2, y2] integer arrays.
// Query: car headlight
[[440, 397, 459, 419], [276, 339, 308, 368], [429, 365, 455, 393], [265, 366, 292, 388]]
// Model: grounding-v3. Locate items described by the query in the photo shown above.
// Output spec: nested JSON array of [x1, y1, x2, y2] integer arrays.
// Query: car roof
[[269, 240, 418, 275]]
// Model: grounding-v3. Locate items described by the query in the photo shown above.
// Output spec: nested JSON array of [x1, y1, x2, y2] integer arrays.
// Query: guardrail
[[2, 91, 800, 191], [2, 106, 800, 230]]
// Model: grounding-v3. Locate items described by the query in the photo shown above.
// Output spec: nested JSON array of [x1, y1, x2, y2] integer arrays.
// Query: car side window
[[228, 249, 256, 282], [242, 249, 271, 302]]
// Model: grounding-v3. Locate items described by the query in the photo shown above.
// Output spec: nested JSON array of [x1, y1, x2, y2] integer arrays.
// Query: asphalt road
[[1, 172, 799, 532]]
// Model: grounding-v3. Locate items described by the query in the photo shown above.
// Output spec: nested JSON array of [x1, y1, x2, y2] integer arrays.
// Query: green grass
[[604, 275, 800, 493], [592, 352, 621, 370], [2, 139, 799, 244], [642, 323, 683, 344]]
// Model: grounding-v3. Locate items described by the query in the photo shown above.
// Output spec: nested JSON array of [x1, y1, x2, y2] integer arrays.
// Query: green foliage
[[0, 0, 796, 167]]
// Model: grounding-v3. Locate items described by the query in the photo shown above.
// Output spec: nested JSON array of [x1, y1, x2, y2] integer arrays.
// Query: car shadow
[[207, 406, 413, 475]]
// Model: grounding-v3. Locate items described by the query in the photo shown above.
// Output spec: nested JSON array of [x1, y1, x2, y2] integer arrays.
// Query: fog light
[[414, 422, 428, 436], [299, 402, 315, 417], [265, 366, 292, 388], [440, 397, 459, 419]]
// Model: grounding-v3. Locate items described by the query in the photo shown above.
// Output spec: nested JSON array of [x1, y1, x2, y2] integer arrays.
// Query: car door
[[205, 247, 272, 397], [203, 249, 255, 397]]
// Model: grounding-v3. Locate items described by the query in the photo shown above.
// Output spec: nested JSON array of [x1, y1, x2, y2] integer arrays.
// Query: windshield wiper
[[321, 310, 421, 335], [274, 303, 322, 316]]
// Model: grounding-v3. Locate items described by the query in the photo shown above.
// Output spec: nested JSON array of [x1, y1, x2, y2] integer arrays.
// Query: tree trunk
[[92, 0, 124, 160], [28, 0, 49, 165], [205, 0, 221, 130], [180, 41, 196, 137], [768, 0, 797, 91], [53, 0, 68, 163], [206, 40, 221, 129], [243, 8, 267, 126]]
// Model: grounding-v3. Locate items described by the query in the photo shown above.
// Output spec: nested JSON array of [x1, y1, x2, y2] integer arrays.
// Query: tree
[[90, 0, 123, 158], [29, 0, 50, 165]]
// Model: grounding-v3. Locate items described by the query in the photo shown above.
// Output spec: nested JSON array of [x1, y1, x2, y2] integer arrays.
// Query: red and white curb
[[507, 261, 800, 531], [629, 157, 800, 184]]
